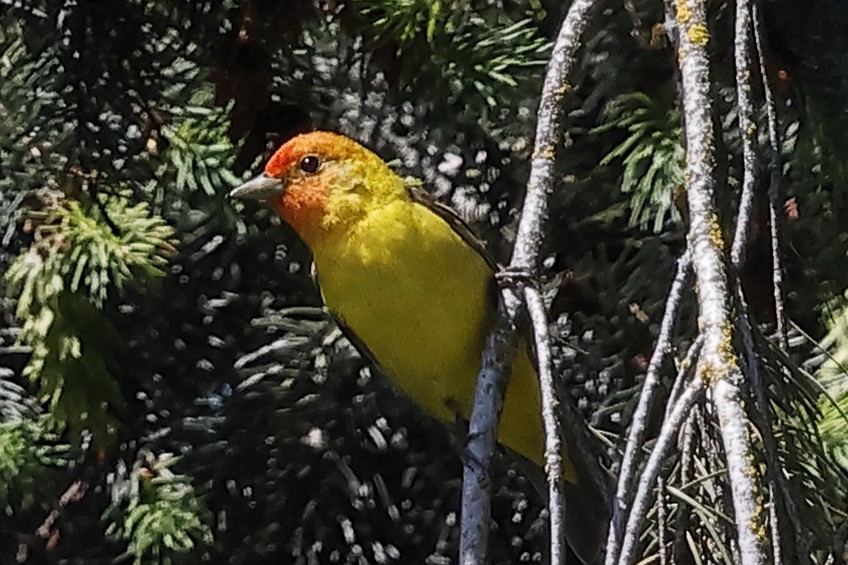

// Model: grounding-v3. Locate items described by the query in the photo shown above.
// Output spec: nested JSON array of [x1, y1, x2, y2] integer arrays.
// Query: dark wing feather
[[406, 183, 499, 272]]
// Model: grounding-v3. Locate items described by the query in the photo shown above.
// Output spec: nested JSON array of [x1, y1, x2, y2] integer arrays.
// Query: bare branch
[[727, 1, 793, 558], [618, 378, 705, 564], [676, 0, 769, 562], [752, 0, 788, 349], [511, 0, 601, 273], [673, 412, 698, 562], [729, 0, 758, 267], [665, 336, 704, 418], [460, 310, 518, 565], [525, 285, 566, 565], [459, 1, 602, 563], [606, 251, 691, 564]]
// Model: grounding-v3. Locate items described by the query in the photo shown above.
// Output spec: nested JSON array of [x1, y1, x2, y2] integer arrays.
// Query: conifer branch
[[460, 1, 602, 563]]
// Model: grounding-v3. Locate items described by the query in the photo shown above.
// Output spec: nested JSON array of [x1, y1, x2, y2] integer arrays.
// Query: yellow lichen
[[676, 0, 691, 24], [554, 83, 572, 97], [697, 359, 718, 386], [708, 213, 724, 251], [717, 321, 738, 367], [534, 146, 555, 161], [687, 23, 709, 47]]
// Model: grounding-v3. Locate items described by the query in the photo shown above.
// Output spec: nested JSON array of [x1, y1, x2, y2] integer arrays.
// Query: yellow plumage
[[313, 196, 546, 466], [231, 131, 606, 563], [231, 129, 553, 467]]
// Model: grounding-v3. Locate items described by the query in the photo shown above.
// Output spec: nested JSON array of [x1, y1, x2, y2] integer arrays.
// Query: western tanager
[[230, 131, 607, 563]]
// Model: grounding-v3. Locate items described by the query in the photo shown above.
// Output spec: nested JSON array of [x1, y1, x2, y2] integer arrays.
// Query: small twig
[[729, 0, 758, 267], [657, 476, 668, 565], [606, 251, 691, 564], [752, 0, 788, 350], [618, 378, 705, 564], [673, 412, 698, 562], [459, 1, 601, 563], [665, 336, 704, 419], [525, 285, 565, 565]]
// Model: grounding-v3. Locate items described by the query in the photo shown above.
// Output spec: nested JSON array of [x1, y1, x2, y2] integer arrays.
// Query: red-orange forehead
[[264, 131, 368, 177]]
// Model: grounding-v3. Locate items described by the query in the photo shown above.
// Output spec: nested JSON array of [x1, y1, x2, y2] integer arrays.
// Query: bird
[[230, 131, 608, 563]]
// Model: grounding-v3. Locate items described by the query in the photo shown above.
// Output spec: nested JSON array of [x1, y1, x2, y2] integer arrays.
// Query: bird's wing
[[309, 263, 386, 373], [406, 182, 499, 272]]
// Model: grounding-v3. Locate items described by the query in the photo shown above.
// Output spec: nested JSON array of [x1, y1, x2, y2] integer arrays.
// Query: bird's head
[[229, 131, 405, 247]]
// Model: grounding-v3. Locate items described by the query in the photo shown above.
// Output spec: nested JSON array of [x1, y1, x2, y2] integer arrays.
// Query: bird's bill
[[229, 174, 285, 200]]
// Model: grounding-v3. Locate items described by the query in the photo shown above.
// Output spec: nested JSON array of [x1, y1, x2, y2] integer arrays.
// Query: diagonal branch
[[605, 251, 691, 565], [459, 2, 602, 564], [617, 377, 705, 565]]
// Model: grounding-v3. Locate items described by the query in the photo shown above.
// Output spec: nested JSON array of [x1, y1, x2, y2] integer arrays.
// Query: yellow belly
[[312, 200, 544, 465]]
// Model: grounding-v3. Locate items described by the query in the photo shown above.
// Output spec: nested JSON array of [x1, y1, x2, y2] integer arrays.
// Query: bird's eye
[[299, 155, 321, 174]]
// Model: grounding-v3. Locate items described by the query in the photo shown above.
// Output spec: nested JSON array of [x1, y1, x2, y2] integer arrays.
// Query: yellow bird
[[230, 131, 606, 563]]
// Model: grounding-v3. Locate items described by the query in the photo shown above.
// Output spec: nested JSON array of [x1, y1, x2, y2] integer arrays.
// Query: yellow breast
[[311, 199, 545, 465]]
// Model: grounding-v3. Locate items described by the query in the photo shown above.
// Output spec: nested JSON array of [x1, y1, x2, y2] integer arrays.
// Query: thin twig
[[618, 378, 705, 564], [729, 0, 758, 267], [459, 1, 602, 563], [676, 1, 769, 562], [665, 336, 704, 419], [673, 411, 698, 562], [657, 476, 668, 565], [606, 251, 691, 564], [752, 0, 787, 350], [525, 285, 565, 565]]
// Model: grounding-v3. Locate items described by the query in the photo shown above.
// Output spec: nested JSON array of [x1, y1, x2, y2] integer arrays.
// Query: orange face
[[231, 131, 401, 246], [258, 132, 367, 241]]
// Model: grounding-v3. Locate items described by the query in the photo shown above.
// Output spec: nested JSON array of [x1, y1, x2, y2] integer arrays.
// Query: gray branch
[[676, 1, 769, 563], [752, 0, 788, 349], [525, 285, 566, 565], [617, 378, 705, 564], [459, 1, 601, 563], [605, 251, 691, 565], [729, 0, 758, 267]]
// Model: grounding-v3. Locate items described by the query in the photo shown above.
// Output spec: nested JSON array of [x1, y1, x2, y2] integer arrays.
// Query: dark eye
[[299, 155, 320, 173]]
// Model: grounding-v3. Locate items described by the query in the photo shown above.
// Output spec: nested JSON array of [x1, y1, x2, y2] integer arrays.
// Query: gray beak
[[229, 174, 284, 200]]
